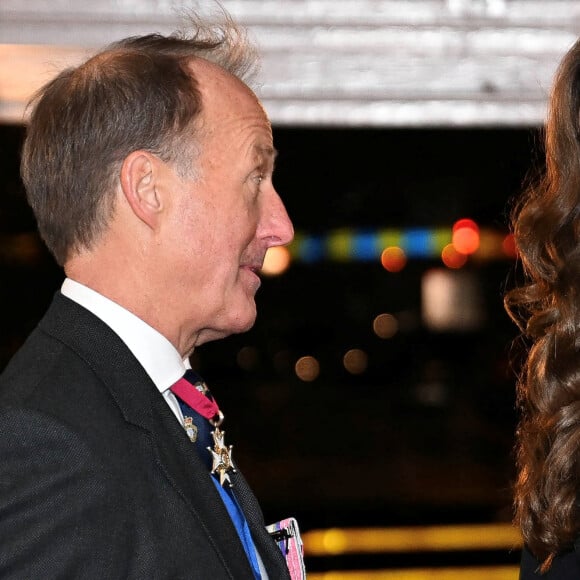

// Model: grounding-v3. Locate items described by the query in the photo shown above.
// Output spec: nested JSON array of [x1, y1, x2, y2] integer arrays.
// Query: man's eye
[[251, 172, 267, 191]]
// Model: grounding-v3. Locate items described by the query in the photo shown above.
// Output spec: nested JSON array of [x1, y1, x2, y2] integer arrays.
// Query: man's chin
[[196, 301, 257, 345], [231, 308, 257, 335], [221, 303, 257, 337]]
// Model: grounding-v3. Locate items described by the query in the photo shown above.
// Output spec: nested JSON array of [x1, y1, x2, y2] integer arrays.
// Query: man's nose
[[261, 189, 294, 247]]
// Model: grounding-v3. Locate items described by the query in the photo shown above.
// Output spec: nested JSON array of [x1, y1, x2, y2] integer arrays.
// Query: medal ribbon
[[170, 376, 221, 421]]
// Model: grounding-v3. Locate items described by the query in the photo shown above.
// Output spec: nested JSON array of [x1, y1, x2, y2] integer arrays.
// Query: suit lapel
[[40, 293, 255, 579], [231, 471, 292, 579]]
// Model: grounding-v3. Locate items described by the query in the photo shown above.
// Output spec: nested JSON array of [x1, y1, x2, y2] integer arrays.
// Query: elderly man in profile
[[0, 12, 298, 580]]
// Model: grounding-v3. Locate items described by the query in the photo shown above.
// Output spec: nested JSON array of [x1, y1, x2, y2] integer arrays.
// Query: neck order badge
[[170, 372, 236, 487]]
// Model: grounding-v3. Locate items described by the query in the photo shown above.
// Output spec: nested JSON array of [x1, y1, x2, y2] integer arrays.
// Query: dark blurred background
[[0, 123, 537, 545]]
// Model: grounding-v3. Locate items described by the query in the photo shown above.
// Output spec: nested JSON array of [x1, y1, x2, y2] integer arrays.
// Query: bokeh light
[[0, 233, 44, 265], [295, 356, 320, 382], [321, 529, 348, 554], [473, 230, 504, 261], [236, 346, 259, 371], [422, 269, 484, 331], [290, 226, 516, 264], [273, 350, 292, 374], [502, 233, 518, 258], [343, 349, 368, 375], [261, 246, 291, 276], [441, 243, 468, 269], [373, 313, 398, 339], [452, 218, 480, 255], [381, 246, 407, 272]]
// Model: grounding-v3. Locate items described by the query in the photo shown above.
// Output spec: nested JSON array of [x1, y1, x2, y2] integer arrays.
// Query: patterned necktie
[[170, 370, 262, 580]]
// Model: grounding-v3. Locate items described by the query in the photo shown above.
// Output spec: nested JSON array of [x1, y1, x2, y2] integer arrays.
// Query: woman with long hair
[[506, 37, 580, 577]]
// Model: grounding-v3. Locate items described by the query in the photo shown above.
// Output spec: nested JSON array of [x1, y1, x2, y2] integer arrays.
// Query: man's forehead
[[189, 57, 267, 116], [187, 56, 245, 94]]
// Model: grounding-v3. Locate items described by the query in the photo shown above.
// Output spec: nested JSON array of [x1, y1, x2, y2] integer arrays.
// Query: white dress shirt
[[61, 278, 186, 423]]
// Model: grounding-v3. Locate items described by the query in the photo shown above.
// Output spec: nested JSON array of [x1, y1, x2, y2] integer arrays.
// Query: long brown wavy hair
[[505, 37, 580, 570]]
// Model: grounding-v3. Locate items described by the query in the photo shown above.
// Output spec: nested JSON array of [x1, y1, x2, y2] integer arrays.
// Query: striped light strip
[[307, 565, 519, 580], [302, 523, 522, 555], [288, 227, 513, 263]]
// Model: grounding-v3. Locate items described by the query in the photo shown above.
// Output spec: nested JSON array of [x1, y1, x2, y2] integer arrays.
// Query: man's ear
[[119, 151, 164, 229]]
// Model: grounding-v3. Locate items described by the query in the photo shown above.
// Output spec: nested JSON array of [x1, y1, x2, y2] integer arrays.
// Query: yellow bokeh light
[[473, 229, 503, 260], [261, 246, 291, 276], [295, 356, 320, 382], [322, 528, 349, 554]]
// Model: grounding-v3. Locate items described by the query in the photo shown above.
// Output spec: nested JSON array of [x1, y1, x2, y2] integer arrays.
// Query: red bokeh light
[[452, 218, 480, 255]]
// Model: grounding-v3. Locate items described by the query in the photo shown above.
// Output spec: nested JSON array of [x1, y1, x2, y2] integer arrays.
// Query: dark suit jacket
[[0, 292, 291, 579], [520, 545, 580, 579]]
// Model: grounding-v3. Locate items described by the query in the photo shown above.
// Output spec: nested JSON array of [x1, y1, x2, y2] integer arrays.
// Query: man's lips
[[241, 260, 265, 274], [240, 264, 263, 281]]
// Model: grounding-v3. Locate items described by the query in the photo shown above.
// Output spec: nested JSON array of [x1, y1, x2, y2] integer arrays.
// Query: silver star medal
[[183, 416, 198, 443], [207, 426, 236, 487]]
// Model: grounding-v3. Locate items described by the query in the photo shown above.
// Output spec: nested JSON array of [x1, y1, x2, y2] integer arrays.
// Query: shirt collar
[[61, 278, 187, 393]]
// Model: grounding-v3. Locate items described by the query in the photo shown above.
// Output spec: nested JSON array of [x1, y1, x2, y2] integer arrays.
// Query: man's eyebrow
[[254, 145, 278, 162]]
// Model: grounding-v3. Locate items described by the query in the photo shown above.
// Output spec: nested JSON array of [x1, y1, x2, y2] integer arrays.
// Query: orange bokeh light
[[381, 246, 407, 272], [261, 246, 291, 276], [441, 243, 468, 269], [343, 349, 368, 375], [295, 356, 320, 382], [452, 218, 480, 255]]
